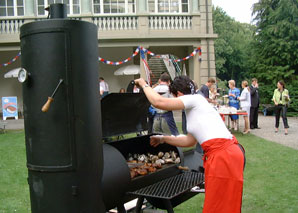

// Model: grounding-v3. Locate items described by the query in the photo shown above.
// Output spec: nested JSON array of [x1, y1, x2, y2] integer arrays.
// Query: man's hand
[[150, 135, 164, 147], [134, 78, 147, 88]]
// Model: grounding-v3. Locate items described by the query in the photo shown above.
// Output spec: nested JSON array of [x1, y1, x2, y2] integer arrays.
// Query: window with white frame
[[0, 0, 25, 17], [93, 0, 135, 14], [148, 0, 189, 14], [37, 0, 80, 16]]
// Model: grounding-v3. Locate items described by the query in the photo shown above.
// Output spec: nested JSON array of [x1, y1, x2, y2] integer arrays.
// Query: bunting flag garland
[[0, 46, 202, 70], [140, 48, 152, 85], [0, 52, 21, 68], [98, 46, 140, 65]]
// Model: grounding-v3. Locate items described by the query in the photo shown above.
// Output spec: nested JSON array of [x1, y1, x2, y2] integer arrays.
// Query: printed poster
[[2, 96, 18, 120]]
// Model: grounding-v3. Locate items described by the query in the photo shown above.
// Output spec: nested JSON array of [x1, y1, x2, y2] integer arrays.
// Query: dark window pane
[[0, 8, 6, 16], [0, 1, 6, 6], [67, 5, 69, 13], [63, 0, 69, 4], [94, 0, 100, 3], [119, 0, 125, 3], [94, 5, 100, 13], [38, 6, 45, 15], [73, 0, 79, 4], [38, 0, 44, 5], [103, 0, 110, 3], [7, 0, 14, 6], [182, 0, 188, 3], [73, 5, 79, 14], [7, 8, 14, 16], [182, 4, 188, 12], [49, 0, 54, 5], [17, 0, 23, 6], [104, 5, 110, 13], [118, 4, 125, 13], [17, 7, 24, 15]]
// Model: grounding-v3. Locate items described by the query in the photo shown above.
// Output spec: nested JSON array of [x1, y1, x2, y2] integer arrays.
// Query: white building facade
[[0, 0, 216, 114]]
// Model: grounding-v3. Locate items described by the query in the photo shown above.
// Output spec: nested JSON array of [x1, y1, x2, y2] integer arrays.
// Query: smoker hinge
[[72, 186, 78, 196]]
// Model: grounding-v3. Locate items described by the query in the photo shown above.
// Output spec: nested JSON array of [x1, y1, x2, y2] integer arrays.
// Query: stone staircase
[[148, 56, 169, 85]]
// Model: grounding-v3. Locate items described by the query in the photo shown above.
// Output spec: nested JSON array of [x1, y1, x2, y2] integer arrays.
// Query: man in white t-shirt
[[135, 76, 245, 213], [152, 73, 179, 136], [99, 77, 109, 98]]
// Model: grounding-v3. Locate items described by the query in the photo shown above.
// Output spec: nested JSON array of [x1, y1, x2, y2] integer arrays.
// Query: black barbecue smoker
[[20, 4, 204, 213]]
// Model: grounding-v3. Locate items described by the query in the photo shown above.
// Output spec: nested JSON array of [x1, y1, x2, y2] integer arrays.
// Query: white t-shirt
[[154, 84, 172, 113], [179, 94, 232, 144], [100, 81, 109, 92]]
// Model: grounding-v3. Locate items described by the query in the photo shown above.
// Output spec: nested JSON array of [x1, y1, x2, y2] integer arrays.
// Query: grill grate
[[128, 172, 204, 199]]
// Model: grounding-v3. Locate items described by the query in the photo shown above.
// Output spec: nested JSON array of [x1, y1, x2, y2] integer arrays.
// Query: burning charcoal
[[158, 152, 164, 158], [164, 152, 171, 159], [175, 157, 181, 164]]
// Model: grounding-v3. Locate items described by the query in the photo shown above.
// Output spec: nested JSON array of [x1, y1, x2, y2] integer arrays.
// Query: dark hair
[[99, 77, 104, 80], [160, 73, 171, 82], [251, 78, 257, 82], [278, 80, 285, 88], [169, 75, 195, 96]]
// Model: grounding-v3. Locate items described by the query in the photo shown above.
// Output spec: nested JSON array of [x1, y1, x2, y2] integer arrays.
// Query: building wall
[[0, 0, 217, 115]]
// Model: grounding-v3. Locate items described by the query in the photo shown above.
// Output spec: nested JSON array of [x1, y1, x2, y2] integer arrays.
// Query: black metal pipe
[[48, 3, 67, 19]]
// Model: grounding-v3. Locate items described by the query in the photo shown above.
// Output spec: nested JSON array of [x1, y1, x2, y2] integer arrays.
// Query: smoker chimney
[[45, 3, 67, 19]]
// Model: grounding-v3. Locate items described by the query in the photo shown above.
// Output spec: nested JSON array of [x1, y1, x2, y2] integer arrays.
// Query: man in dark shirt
[[250, 78, 260, 129], [200, 77, 216, 102]]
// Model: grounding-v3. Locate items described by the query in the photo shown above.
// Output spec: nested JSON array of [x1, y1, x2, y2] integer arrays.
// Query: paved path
[[248, 115, 298, 150], [2, 114, 298, 150]]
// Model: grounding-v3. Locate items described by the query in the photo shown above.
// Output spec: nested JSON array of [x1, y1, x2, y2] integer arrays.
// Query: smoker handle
[[41, 97, 54, 112]]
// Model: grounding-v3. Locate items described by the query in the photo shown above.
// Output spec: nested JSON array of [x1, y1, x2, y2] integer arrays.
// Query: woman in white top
[[238, 80, 251, 134], [135, 76, 245, 213]]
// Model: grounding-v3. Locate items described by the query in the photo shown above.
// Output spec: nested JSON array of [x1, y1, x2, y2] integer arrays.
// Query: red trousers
[[201, 136, 244, 213]]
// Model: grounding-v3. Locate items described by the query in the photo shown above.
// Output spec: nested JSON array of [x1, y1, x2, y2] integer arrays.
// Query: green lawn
[[0, 131, 298, 212]]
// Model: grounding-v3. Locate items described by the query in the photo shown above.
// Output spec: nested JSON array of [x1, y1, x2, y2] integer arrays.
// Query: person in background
[[209, 85, 219, 106], [200, 77, 216, 103], [135, 76, 245, 213], [228, 80, 240, 131], [238, 81, 251, 134], [119, 88, 126, 93], [99, 77, 109, 98], [250, 78, 260, 129], [272, 80, 290, 135], [99, 84, 104, 96], [152, 73, 179, 136]]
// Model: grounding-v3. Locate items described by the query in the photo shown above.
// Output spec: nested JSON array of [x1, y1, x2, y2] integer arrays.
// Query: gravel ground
[[246, 114, 298, 150], [2, 114, 298, 150]]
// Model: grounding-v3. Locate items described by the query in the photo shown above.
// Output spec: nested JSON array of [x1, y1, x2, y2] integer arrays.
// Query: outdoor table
[[219, 112, 248, 130]]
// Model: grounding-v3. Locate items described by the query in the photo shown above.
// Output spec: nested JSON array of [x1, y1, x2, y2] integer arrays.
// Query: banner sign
[[2, 96, 18, 120]]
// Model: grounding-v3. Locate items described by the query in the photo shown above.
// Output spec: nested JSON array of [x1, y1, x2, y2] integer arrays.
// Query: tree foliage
[[251, 0, 298, 111], [213, 7, 255, 86]]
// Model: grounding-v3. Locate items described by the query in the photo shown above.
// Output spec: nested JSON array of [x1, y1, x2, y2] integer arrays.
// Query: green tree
[[251, 0, 298, 112], [213, 7, 255, 86]]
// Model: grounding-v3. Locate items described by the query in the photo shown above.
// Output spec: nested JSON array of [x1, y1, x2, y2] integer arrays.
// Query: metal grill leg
[[135, 197, 144, 213], [117, 204, 126, 213], [162, 199, 174, 213]]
